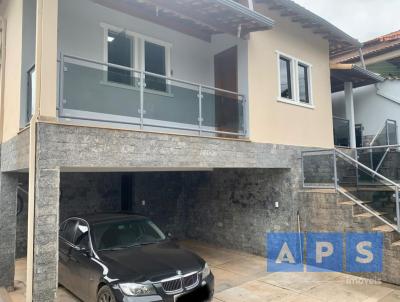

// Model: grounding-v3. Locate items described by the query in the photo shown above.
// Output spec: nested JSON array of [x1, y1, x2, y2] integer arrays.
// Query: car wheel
[[97, 285, 116, 302]]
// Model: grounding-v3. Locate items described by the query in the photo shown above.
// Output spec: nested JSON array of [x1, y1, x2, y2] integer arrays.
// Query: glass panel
[[302, 151, 335, 187], [357, 146, 400, 183], [27, 67, 36, 122], [279, 57, 292, 99], [387, 121, 398, 145], [202, 88, 244, 134], [333, 117, 350, 147], [145, 41, 166, 92], [336, 153, 397, 227], [62, 60, 141, 119], [143, 76, 199, 126], [298, 63, 310, 103], [108, 30, 133, 85]]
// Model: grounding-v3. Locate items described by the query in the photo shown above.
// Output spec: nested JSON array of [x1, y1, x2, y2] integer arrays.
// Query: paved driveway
[[5, 240, 400, 302]]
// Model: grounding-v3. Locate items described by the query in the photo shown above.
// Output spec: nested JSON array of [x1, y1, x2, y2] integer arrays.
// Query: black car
[[58, 213, 214, 302]]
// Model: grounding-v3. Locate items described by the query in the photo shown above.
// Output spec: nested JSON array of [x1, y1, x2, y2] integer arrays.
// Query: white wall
[[58, 0, 247, 92], [332, 80, 400, 137]]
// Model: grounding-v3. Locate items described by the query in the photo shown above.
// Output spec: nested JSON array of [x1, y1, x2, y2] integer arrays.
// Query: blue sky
[[292, 0, 400, 42]]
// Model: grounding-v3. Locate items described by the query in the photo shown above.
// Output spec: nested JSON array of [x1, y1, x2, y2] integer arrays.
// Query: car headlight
[[201, 263, 211, 279], [119, 283, 156, 296]]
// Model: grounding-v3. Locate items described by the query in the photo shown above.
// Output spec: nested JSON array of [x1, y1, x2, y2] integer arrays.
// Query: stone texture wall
[[59, 173, 122, 222], [184, 169, 295, 255], [1, 128, 29, 172], [130, 169, 296, 255], [299, 190, 400, 285], [0, 172, 19, 290]]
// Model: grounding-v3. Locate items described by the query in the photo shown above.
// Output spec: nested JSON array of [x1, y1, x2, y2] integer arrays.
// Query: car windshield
[[93, 219, 166, 251]]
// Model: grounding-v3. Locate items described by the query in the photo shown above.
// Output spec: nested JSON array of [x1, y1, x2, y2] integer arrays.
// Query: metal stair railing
[[335, 149, 400, 232], [301, 148, 400, 232], [369, 119, 398, 147]]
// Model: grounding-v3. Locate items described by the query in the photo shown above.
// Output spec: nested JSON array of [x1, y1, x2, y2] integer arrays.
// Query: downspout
[[26, 0, 43, 301], [0, 18, 7, 143], [359, 48, 366, 69]]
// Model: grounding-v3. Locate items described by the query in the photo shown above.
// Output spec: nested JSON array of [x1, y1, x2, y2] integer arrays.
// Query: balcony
[[59, 55, 247, 137], [46, 0, 276, 138]]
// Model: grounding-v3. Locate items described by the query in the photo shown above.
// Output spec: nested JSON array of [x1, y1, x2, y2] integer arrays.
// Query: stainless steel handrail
[[357, 144, 400, 151], [338, 188, 398, 232], [369, 119, 398, 147], [335, 148, 400, 189], [59, 53, 247, 137], [63, 54, 244, 97]]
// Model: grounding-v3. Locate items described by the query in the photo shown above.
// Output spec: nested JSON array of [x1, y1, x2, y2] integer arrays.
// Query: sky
[[292, 0, 400, 42]]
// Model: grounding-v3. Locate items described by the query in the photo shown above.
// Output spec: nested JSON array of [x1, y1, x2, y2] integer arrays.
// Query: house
[[0, 0, 399, 301], [332, 30, 400, 147]]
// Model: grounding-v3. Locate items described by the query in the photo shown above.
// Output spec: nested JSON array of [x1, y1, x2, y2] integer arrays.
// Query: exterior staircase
[[301, 147, 400, 284]]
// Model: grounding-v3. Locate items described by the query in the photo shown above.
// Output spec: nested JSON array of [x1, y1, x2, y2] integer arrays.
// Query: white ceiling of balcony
[[92, 0, 274, 42]]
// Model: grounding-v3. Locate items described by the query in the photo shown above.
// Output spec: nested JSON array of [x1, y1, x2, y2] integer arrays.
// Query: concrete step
[[353, 212, 386, 219], [392, 240, 400, 247], [373, 224, 397, 233]]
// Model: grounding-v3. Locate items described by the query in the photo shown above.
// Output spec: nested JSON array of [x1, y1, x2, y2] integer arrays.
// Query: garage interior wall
[[15, 169, 297, 258]]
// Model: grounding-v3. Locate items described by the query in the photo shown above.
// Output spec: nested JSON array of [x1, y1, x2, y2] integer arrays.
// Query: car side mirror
[[166, 232, 176, 241]]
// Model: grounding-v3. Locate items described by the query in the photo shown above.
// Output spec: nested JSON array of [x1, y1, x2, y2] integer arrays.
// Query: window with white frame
[[104, 25, 171, 93], [277, 52, 312, 106]]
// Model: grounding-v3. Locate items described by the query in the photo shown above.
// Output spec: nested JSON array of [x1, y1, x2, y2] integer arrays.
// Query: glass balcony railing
[[59, 55, 247, 138], [333, 117, 350, 147]]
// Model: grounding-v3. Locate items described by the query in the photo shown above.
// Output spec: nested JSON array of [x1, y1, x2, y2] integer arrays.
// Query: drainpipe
[[359, 48, 366, 69], [0, 18, 7, 143], [26, 0, 44, 301]]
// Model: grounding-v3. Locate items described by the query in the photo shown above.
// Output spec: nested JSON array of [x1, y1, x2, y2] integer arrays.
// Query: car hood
[[97, 241, 205, 283]]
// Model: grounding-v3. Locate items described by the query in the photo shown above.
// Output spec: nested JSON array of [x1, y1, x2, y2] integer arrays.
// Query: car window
[[74, 221, 90, 248], [93, 219, 166, 250], [60, 219, 77, 243]]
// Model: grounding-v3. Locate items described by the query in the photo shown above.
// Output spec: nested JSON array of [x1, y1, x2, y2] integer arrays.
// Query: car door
[[59, 219, 78, 290], [68, 220, 95, 302]]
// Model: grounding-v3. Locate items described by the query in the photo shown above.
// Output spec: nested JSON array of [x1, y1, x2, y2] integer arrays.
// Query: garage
[[12, 168, 294, 301], [55, 169, 294, 255]]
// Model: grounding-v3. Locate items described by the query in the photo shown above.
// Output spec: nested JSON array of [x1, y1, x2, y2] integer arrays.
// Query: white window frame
[[100, 23, 172, 92], [276, 51, 314, 109]]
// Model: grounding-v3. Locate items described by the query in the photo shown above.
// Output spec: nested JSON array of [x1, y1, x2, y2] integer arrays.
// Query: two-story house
[[2, 0, 394, 301]]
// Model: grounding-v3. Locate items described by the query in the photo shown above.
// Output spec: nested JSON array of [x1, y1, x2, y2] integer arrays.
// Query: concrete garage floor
[[5, 240, 400, 302]]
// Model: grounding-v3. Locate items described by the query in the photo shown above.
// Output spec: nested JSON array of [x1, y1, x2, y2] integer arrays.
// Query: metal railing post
[[139, 71, 145, 130], [59, 53, 65, 116], [386, 120, 390, 145], [198, 85, 203, 136], [396, 187, 400, 232], [396, 186, 400, 231], [333, 149, 338, 190]]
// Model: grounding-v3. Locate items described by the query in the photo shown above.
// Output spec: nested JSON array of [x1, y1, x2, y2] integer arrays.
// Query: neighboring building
[[0, 1, 399, 302], [332, 31, 400, 146]]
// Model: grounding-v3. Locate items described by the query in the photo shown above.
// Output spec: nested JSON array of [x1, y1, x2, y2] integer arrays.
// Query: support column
[[26, 0, 59, 300], [0, 172, 18, 290], [32, 167, 60, 302], [345, 82, 356, 148]]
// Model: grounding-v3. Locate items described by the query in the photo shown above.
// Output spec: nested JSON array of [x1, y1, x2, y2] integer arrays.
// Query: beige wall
[[0, 0, 24, 143], [248, 5, 334, 148]]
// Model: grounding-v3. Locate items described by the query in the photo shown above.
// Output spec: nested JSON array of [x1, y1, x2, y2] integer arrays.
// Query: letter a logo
[[267, 233, 304, 272]]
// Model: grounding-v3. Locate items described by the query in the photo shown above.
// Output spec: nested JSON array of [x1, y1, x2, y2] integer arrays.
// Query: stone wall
[[59, 172, 122, 222], [129, 169, 296, 255], [299, 190, 400, 285]]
